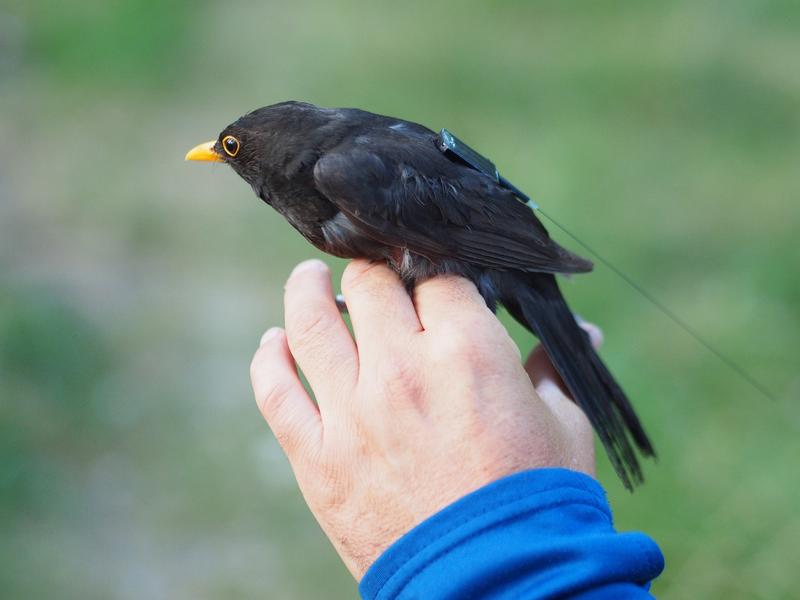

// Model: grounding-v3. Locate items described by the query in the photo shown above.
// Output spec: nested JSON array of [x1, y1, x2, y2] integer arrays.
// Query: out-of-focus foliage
[[1, 1, 798, 598]]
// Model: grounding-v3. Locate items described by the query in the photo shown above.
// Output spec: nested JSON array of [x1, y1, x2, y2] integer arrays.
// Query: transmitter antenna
[[437, 128, 776, 401]]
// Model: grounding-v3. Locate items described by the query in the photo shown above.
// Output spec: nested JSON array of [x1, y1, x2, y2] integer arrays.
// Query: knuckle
[[366, 360, 427, 412], [377, 358, 424, 404], [380, 356, 414, 382], [258, 383, 305, 452], [288, 310, 334, 348], [272, 423, 300, 453], [257, 377, 293, 418]]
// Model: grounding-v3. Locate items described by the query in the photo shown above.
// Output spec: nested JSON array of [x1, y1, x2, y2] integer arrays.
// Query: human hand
[[250, 259, 597, 580]]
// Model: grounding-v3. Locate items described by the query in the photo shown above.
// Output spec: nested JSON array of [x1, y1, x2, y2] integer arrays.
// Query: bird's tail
[[497, 272, 655, 490]]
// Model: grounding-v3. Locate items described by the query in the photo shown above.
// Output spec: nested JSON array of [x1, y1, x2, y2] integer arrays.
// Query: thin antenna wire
[[535, 206, 777, 401], [436, 129, 776, 400]]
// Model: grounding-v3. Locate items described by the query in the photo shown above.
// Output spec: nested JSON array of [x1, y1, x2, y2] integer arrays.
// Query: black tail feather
[[496, 272, 655, 490]]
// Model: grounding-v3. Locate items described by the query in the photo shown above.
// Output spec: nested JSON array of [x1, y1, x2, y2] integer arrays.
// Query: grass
[[1, 1, 799, 597]]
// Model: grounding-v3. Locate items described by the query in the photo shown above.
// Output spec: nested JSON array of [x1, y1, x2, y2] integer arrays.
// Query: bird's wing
[[312, 142, 592, 274]]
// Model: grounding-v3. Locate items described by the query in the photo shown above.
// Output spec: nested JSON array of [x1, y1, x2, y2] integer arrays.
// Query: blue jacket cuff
[[359, 468, 664, 599]]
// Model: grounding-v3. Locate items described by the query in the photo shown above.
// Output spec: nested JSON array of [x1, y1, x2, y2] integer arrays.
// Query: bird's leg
[[335, 294, 348, 314]]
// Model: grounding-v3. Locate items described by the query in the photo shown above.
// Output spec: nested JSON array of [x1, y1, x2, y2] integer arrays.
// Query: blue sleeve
[[359, 468, 664, 600]]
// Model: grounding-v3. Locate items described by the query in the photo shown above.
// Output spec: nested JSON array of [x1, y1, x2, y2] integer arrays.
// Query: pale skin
[[250, 258, 599, 580]]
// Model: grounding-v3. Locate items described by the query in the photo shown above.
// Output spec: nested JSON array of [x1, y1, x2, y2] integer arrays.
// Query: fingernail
[[260, 327, 281, 346], [574, 314, 604, 349], [290, 259, 327, 278]]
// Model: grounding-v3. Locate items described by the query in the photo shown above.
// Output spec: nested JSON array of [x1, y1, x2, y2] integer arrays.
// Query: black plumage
[[191, 101, 655, 489]]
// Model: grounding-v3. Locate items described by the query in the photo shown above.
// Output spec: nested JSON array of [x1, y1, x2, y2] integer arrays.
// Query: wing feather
[[313, 142, 592, 274]]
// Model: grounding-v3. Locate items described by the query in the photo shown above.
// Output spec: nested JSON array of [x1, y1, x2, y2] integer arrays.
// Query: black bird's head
[[185, 101, 330, 189]]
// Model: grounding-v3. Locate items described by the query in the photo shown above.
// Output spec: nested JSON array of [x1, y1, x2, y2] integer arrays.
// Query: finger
[[525, 344, 595, 436], [533, 369, 595, 455], [251, 327, 322, 457], [284, 260, 358, 401], [341, 260, 423, 352], [525, 343, 565, 393], [574, 315, 604, 349], [525, 319, 604, 397], [412, 274, 492, 331]]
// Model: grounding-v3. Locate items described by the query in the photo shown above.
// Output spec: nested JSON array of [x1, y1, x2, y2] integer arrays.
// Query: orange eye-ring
[[222, 135, 240, 157]]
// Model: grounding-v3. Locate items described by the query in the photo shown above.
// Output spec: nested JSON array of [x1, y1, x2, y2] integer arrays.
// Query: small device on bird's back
[[437, 128, 538, 210]]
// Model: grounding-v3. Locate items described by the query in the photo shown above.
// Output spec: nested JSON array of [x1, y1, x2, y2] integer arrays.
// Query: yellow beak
[[185, 140, 223, 162]]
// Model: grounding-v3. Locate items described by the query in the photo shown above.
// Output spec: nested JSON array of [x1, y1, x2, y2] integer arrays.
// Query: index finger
[[284, 260, 358, 405]]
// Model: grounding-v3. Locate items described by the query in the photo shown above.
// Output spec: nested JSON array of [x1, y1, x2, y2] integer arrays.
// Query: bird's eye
[[222, 135, 240, 157]]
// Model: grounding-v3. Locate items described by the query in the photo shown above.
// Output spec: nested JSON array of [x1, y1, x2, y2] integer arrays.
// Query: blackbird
[[186, 101, 655, 489]]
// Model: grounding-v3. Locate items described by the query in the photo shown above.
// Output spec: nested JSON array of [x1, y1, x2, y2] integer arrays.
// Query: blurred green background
[[1, 1, 798, 598]]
